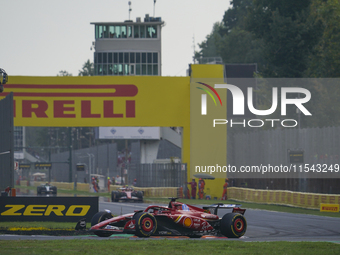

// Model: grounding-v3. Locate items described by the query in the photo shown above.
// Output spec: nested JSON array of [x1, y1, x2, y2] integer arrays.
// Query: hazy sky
[[1, 0, 231, 77]]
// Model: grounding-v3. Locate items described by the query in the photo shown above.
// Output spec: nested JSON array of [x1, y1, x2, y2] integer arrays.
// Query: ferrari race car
[[37, 183, 57, 195], [87, 198, 247, 238], [111, 186, 143, 202]]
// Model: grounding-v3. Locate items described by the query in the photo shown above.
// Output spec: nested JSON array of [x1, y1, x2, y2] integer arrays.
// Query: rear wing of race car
[[203, 203, 246, 215]]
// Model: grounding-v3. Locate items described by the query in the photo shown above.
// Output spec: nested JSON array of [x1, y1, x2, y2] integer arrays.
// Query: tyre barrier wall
[[228, 187, 340, 210], [110, 185, 178, 198], [29, 181, 90, 192], [19, 181, 179, 198]]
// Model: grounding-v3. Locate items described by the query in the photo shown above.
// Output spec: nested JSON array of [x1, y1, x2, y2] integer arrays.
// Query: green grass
[[0, 240, 339, 255], [0, 221, 90, 230]]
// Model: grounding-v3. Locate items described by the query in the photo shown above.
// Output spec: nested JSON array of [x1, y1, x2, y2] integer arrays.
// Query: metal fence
[[227, 126, 340, 193], [41, 142, 185, 188], [0, 93, 14, 191], [129, 163, 187, 188], [50, 143, 118, 183]]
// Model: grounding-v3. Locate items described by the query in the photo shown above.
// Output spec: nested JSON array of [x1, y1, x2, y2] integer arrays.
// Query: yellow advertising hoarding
[[1, 65, 227, 198], [320, 203, 339, 213], [2, 76, 190, 127]]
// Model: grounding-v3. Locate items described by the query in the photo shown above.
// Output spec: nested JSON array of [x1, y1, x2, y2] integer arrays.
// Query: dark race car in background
[[111, 186, 143, 202], [86, 198, 246, 238], [37, 183, 57, 195]]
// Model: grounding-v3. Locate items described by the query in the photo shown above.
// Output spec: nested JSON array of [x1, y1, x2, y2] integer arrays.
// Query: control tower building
[[91, 14, 164, 76]]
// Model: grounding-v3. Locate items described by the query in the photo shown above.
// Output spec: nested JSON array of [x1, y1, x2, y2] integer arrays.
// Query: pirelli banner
[[0, 196, 98, 222], [1, 76, 190, 127]]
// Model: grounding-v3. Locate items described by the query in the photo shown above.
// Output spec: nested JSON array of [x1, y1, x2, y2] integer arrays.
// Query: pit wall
[[228, 187, 340, 209]]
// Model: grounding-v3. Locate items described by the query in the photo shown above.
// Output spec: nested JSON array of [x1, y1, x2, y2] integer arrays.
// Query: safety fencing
[[227, 126, 340, 193], [228, 187, 340, 210]]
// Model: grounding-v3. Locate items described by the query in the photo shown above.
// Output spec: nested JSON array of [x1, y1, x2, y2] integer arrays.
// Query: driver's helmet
[[181, 204, 190, 211]]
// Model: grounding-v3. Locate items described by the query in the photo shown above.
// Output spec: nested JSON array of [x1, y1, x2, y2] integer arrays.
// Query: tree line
[[195, 0, 340, 128]]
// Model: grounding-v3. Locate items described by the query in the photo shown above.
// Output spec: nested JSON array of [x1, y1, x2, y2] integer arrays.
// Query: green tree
[[78, 59, 94, 76], [195, 0, 264, 71], [195, 22, 222, 61], [306, 0, 340, 78], [57, 70, 72, 76], [245, 0, 323, 78], [220, 0, 253, 35]]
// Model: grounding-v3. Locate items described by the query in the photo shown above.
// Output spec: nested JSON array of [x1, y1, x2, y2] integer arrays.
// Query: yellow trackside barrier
[[50, 182, 73, 190], [19, 180, 29, 186], [76, 183, 90, 192], [292, 192, 299, 207], [228, 187, 340, 210], [31, 181, 85, 191]]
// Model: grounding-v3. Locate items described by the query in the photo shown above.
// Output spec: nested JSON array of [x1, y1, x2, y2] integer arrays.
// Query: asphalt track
[[1, 200, 340, 242]]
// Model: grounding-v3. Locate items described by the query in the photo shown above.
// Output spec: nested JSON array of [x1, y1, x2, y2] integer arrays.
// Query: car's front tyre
[[133, 212, 157, 237], [91, 211, 114, 237]]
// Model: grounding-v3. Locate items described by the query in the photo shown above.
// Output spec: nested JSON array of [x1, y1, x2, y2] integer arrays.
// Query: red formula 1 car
[[111, 186, 143, 202], [87, 198, 247, 238]]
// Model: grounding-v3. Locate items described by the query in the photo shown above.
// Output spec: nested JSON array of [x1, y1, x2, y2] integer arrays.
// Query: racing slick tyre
[[137, 191, 143, 202], [111, 191, 119, 202], [220, 213, 247, 238], [91, 211, 114, 237], [134, 212, 157, 237], [52, 187, 57, 195]]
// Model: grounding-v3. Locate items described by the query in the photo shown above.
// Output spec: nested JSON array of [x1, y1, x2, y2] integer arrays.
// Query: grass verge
[[0, 221, 90, 229], [0, 240, 340, 255]]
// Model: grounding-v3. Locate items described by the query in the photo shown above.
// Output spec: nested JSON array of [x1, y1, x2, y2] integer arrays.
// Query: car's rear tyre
[[91, 211, 113, 237], [134, 212, 157, 237], [111, 191, 119, 202], [220, 213, 247, 238], [137, 191, 143, 202]]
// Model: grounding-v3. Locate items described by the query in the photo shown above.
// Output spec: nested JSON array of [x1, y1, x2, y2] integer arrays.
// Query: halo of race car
[[85, 197, 247, 238]]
